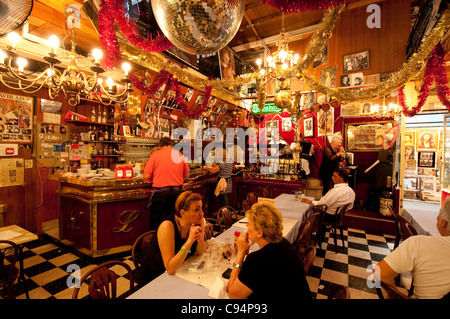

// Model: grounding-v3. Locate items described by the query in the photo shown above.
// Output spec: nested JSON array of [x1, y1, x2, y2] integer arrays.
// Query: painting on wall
[[0, 93, 33, 143], [320, 65, 337, 88], [417, 130, 437, 151]]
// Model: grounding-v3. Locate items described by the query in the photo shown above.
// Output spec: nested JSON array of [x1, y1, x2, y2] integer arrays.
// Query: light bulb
[[282, 63, 288, 69], [7, 32, 20, 48], [256, 59, 262, 68], [0, 50, 6, 64], [48, 35, 59, 53], [267, 56, 273, 63], [279, 50, 287, 62], [98, 78, 103, 84], [122, 62, 131, 76], [17, 57, 27, 72], [260, 69, 265, 76], [92, 49, 103, 64], [107, 77, 114, 90]]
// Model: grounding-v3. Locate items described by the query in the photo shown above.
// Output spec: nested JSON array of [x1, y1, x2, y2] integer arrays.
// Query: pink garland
[[399, 43, 450, 117], [261, 0, 345, 12], [99, 0, 173, 70], [130, 70, 212, 119]]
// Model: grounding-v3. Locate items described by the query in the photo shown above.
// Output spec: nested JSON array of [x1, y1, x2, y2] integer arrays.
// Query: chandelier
[[0, 7, 132, 107], [255, 12, 299, 111]]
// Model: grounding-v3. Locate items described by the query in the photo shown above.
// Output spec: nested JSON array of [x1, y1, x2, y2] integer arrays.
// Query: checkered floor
[[2, 227, 396, 299]]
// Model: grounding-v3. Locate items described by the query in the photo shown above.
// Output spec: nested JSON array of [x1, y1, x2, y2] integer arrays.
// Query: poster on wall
[[320, 65, 337, 88], [317, 107, 334, 137], [417, 130, 437, 151], [0, 93, 33, 143], [0, 158, 24, 187]]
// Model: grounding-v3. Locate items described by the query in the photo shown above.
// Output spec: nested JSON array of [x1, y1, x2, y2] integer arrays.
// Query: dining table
[[127, 193, 314, 299]]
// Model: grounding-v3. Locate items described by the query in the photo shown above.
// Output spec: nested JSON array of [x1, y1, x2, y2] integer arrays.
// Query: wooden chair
[[0, 240, 19, 299], [131, 230, 157, 275], [293, 219, 312, 258], [246, 192, 259, 205], [317, 203, 349, 253], [305, 204, 327, 247], [262, 186, 272, 198], [302, 245, 316, 274], [376, 282, 410, 299], [72, 260, 134, 299], [241, 199, 252, 213], [204, 218, 223, 240], [216, 206, 239, 230], [387, 203, 418, 249], [328, 285, 350, 299]]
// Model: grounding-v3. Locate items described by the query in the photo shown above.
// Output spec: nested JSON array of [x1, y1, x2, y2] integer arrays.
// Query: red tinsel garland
[[99, 0, 173, 70], [261, 0, 345, 12], [130, 71, 212, 119], [398, 43, 450, 117]]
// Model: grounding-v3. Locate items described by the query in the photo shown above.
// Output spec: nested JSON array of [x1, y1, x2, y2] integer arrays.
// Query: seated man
[[301, 168, 355, 219], [374, 197, 450, 299]]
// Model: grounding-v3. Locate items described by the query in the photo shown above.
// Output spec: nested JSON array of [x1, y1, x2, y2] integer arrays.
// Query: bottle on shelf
[[379, 176, 394, 217], [97, 105, 102, 123], [91, 106, 96, 122], [90, 126, 97, 141], [104, 127, 109, 141], [102, 107, 107, 124]]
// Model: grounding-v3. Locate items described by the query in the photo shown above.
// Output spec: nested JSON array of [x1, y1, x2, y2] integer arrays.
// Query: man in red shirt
[[144, 137, 190, 229]]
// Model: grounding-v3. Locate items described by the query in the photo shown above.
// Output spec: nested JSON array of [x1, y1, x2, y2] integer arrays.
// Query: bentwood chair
[[216, 206, 239, 230], [72, 260, 134, 299], [246, 192, 259, 205], [241, 199, 252, 212], [205, 218, 223, 240], [305, 204, 327, 247], [387, 203, 418, 249], [0, 240, 19, 299], [376, 282, 410, 299], [318, 203, 350, 253], [262, 186, 272, 198], [131, 230, 157, 276], [328, 285, 351, 299], [293, 219, 312, 259], [302, 245, 316, 274]]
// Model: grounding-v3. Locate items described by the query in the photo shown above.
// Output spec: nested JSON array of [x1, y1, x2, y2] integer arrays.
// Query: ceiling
[[2, 0, 449, 85]]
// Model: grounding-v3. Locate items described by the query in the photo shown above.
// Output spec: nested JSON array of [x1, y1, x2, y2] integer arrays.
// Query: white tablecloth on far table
[[274, 193, 313, 220]]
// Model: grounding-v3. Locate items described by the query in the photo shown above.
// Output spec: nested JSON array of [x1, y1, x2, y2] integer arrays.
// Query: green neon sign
[[251, 102, 282, 114]]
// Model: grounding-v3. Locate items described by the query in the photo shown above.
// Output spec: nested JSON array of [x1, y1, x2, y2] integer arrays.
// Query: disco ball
[[151, 0, 245, 55]]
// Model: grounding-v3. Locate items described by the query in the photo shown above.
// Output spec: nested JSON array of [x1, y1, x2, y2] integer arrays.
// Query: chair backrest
[[262, 186, 272, 198], [376, 282, 410, 299], [72, 260, 134, 299], [242, 199, 252, 212], [307, 205, 327, 233], [302, 245, 316, 274], [328, 285, 350, 299], [131, 230, 157, 272], [294, 219, 312, 256], [246, 192, 259, 205], [398, 214, 418, 240], [204, 217, 223, 240], [0, 240, 19, 295], [334, 203, 350, 226], [216, 206, 239, 229]]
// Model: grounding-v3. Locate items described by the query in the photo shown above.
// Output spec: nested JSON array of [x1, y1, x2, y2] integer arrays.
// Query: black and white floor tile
[[2, 228, 396, 299]]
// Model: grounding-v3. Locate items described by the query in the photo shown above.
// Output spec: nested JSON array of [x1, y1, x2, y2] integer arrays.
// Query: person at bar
[[138, 191, 205, 286], [226, 202, 311, 300], [318, 135, 345, 195], [374, 197, 450, 299], [144, 137, 190, 229], [203, 147, 234, 207]]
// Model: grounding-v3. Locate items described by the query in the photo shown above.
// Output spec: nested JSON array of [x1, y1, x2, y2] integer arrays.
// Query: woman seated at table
[[138, 191, 205, 286], [226, 203, 312, 300]]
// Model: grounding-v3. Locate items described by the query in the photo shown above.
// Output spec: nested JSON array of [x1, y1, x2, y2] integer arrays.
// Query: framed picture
[[405, 145, 415, 160], [265, 120, 279, 138], [417, 130, 437, 150], [320, 65, 337, 88], [405, 131, 416, 146], [318, 107, 334, 137], [303, 117, 314, 137], [282, 118, 292, 132], [123, 126, 131, 137], [0, 93, 33, 143], [301, 92, 317, 109], [360, 102, 373, 115], [418, 151, 436, 168], [345, 121, 394, 151], [184, 88, 194, 102], [340, 103, 361, 117], [343, 50, 369, 73]]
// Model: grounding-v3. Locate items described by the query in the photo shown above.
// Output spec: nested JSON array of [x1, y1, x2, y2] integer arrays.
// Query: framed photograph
[[360, 102, 373, 115], [340, 103, 361, 117], [303, 117, 314, 137], [418, 151, 436, 168], [320, 65, 337, 88], [184, 88, 194, 102], [301, 92, 317, 109], [417, 168, 437, 176], [219, 46, 236, 80], [405, 145, 415, 160], [318, 107, 334, 137], [0, 93, 33, 143], [345, 121, 394, 151], [123, 125, 131, 137], [350, 72, 364, 86], [340, 75, 351, 87], [405, 131, 416, 146], [195, 94, 205, 105], [417, 130, 437, 150], [282, 118, 292, 132], [343, 50, 369, 73], [265, 120, 279, 138]]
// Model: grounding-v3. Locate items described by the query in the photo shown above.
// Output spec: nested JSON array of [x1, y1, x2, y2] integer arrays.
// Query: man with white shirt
[[374, 197, 450, 299], [301, 168, 355, 217]]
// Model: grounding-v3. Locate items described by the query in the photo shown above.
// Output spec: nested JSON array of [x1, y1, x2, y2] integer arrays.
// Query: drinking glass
[[209, 244, 219, 271]]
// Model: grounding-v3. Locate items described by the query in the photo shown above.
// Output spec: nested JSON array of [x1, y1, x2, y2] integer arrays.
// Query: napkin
[[208, 276, 228, 299]]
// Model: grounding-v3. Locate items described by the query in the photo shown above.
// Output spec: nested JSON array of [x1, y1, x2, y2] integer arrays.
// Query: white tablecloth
[[402, 200, 440, 236]]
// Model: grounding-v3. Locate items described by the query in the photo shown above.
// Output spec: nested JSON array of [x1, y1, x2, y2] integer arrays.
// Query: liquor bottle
[[379, 176, 394, 217], [97, 105, 102, 123], [102, 107, 107, 124], [91, 107, 96, 122], [104, 127, 109, 141]]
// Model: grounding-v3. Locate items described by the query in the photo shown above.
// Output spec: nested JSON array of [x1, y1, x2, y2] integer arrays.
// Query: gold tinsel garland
[[300, 6, 450, 103]]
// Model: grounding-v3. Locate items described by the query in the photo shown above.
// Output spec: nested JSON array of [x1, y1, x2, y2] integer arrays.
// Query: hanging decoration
[[398, 43, 450, 117], [261, 0, 345, 13], [98, 0, 173, 70], [130, 70, 212, 119]]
